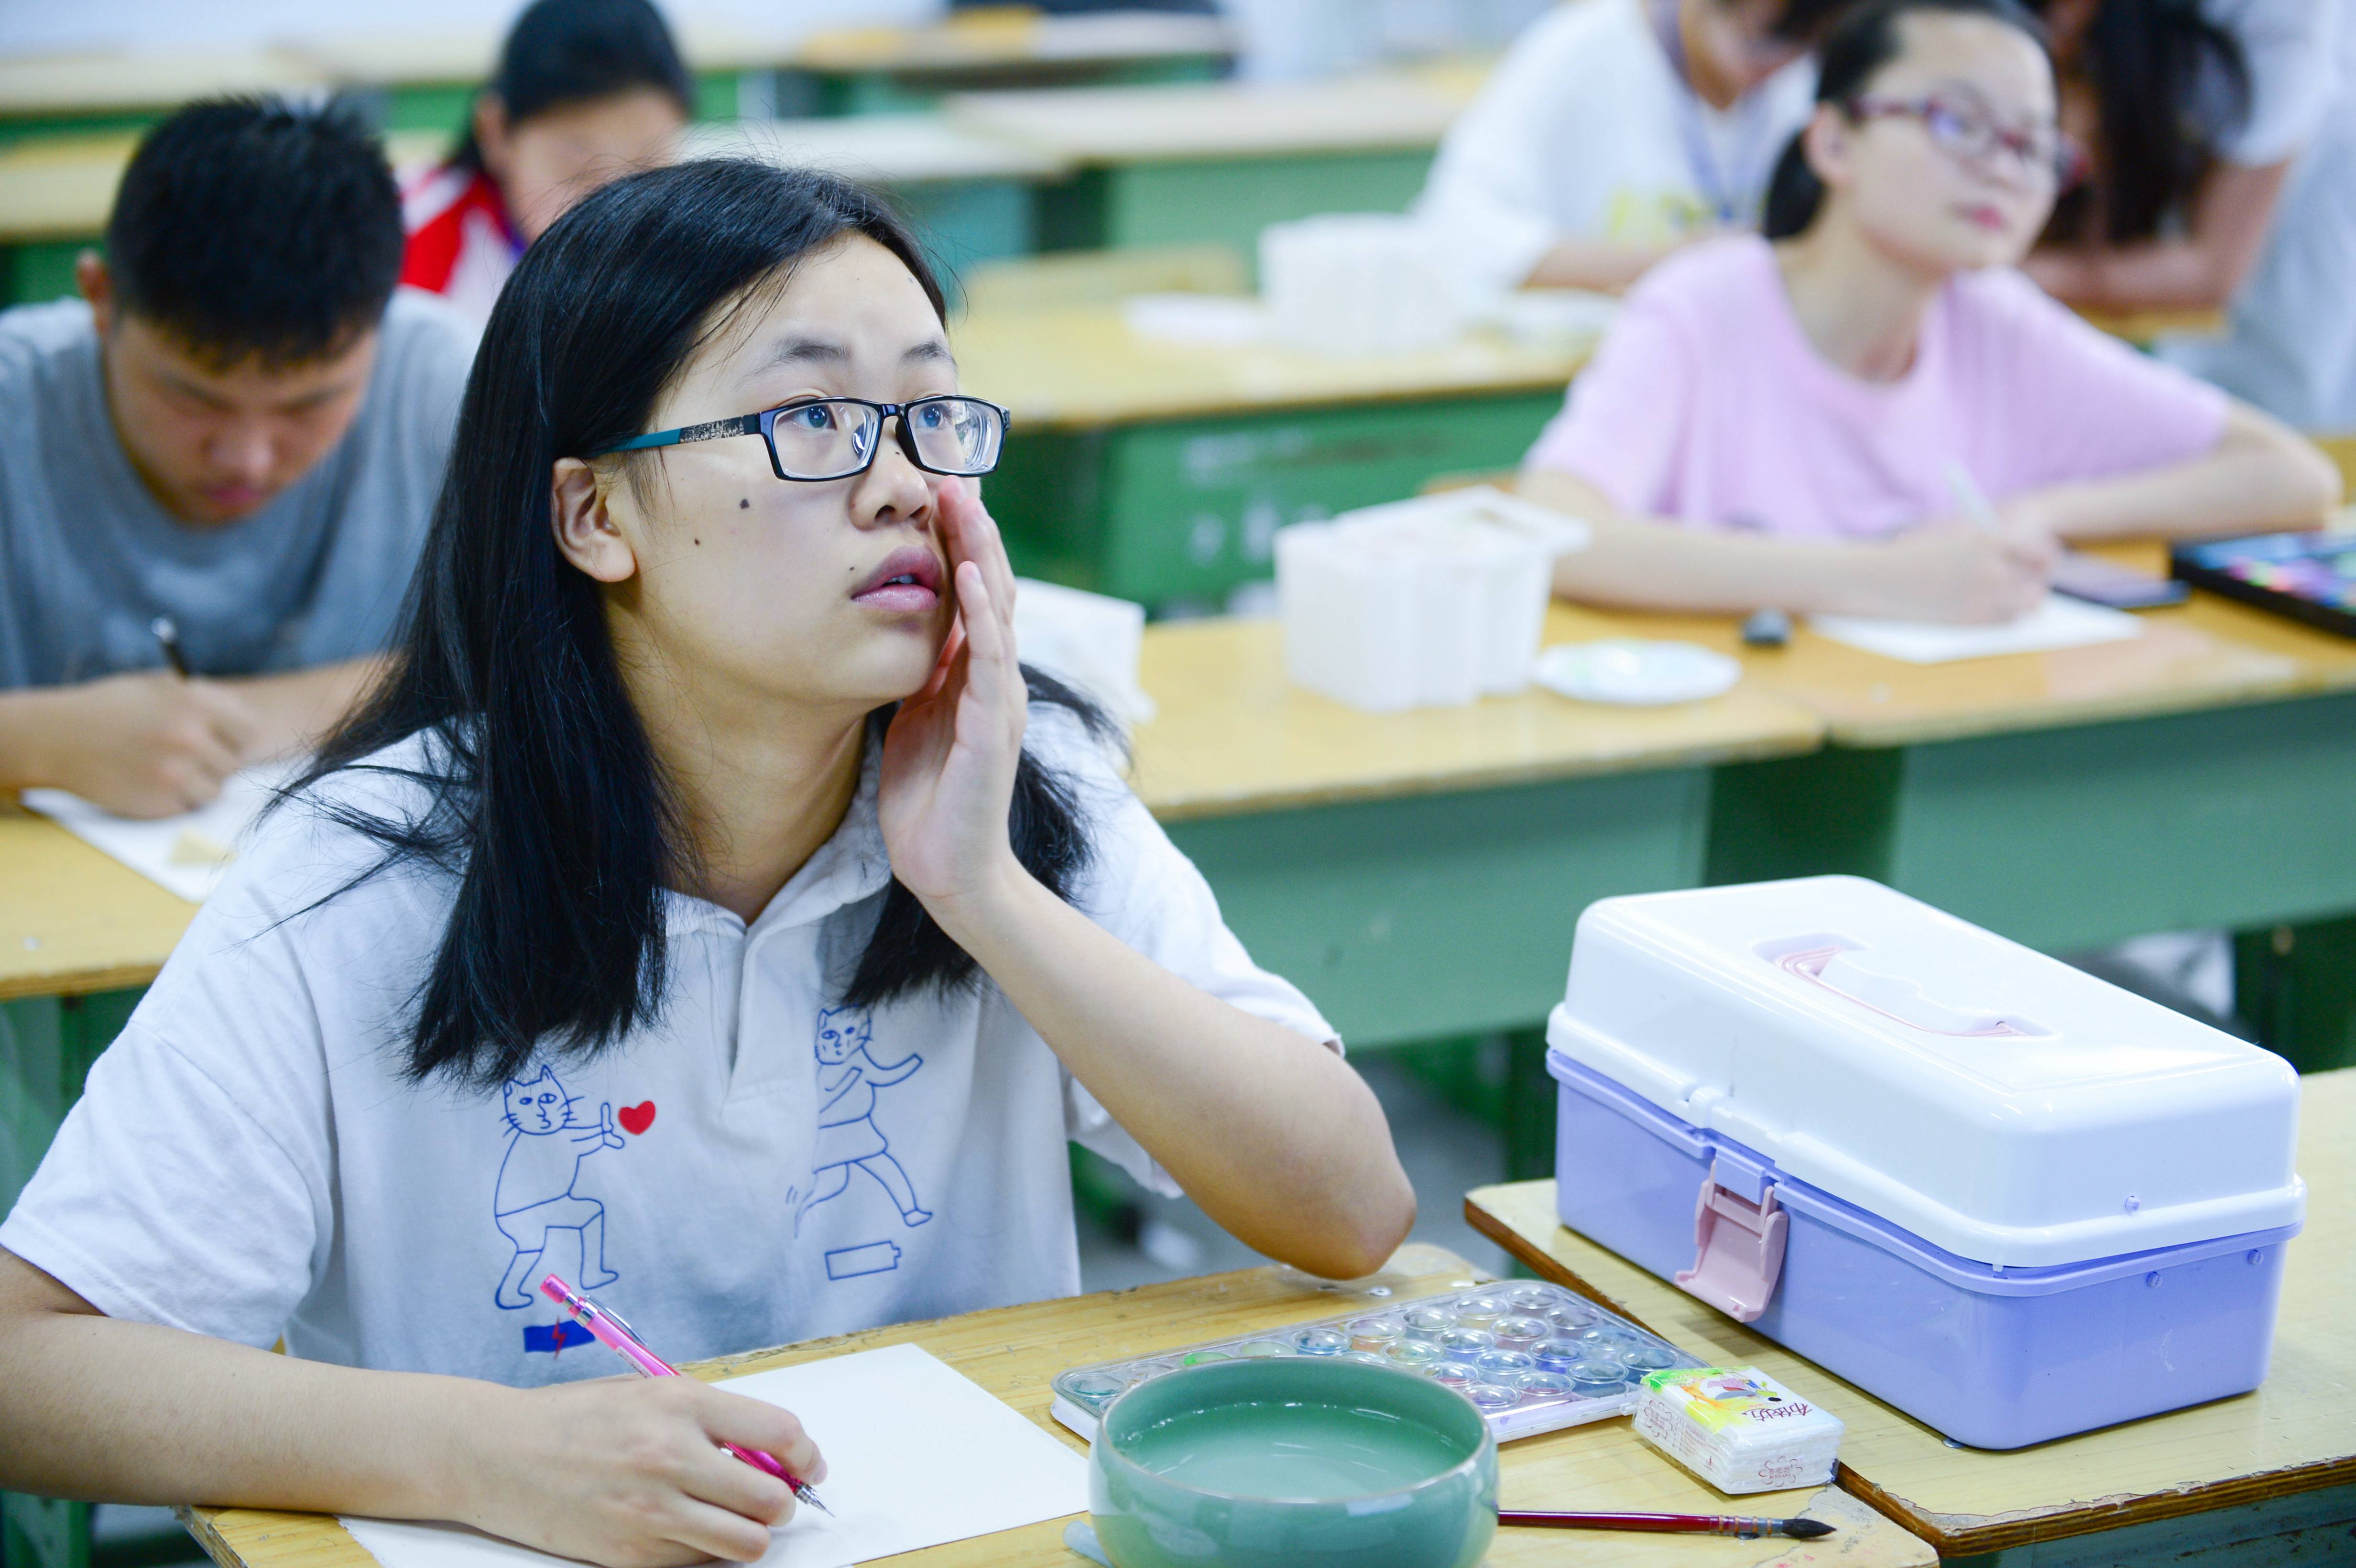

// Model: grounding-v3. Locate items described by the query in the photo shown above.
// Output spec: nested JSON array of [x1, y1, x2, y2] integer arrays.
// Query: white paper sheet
[[21, 763, 296, 903], [1811, 593, 2144, 664], [342, 1344, 1087, 1568]]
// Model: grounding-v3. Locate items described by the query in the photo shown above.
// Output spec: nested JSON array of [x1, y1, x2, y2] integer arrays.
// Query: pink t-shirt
[[1523, 235, 2229, 539]]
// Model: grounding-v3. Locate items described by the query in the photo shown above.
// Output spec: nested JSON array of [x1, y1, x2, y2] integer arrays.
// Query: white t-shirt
[[2162, 0, 2356, 427], [1412, 0, 1818, 294], [0, 710, 1336, 1384]]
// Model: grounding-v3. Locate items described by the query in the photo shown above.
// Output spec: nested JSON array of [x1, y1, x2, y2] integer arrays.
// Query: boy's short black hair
[[104, 97, 404, 370]]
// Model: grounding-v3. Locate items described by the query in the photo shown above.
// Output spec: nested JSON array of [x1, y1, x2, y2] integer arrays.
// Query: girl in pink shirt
[[1521, 0, 2337, 622]]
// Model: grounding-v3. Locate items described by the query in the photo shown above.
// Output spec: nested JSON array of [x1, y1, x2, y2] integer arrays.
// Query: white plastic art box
[[1548, 876, 2304, 1449]]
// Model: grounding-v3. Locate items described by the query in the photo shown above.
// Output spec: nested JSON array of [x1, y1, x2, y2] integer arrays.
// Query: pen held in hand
[[1498, 1509, 1834, 1539], [538, 1274, 833, 1517], [150, 616, 190, 678]]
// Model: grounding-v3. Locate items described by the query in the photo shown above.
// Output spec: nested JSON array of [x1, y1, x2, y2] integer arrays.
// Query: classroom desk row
[[0, 66, 1479, 306], [0, 12, 1241, 132], [125, 1068, 2356, 1568], [8, 550, 2355, 1137]]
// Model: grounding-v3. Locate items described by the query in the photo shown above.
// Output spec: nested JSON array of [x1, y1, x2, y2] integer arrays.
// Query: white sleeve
[[1412, 9, 1594, 294], [2203, 0, 2336, 165], [1043, 721, 1340, 1198]]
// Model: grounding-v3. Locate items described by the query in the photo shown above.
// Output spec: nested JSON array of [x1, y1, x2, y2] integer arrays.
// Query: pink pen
[[539, 1274, 832, 1517]]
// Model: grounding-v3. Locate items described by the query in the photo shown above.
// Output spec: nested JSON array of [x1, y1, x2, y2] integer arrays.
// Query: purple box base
[[1549, 1050, 2297, 1449]]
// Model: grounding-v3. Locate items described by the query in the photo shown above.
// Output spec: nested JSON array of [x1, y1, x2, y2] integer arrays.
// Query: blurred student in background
[[1414, 0, 1846, 296], [1519, 0, 2337, 623], [402, 0, 691, 321], [0, 100, 475, 818], [2024, 0, 2356, 432]]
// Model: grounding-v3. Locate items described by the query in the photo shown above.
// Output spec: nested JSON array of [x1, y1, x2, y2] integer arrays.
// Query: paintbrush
[[1499, 1509, 1834, 1539]]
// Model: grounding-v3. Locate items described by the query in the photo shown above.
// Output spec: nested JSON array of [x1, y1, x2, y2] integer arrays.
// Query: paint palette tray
[[1049, 1281, 1706, 1443], [2172, 528, 2356, 637]]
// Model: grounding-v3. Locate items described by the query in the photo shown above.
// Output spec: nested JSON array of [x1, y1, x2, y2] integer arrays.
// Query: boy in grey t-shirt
[[0, 98, 476, 818]]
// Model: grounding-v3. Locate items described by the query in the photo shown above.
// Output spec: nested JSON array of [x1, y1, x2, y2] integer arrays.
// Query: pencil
[[150, 616, 189, 677], [1498, 1510, 1834, 1539]]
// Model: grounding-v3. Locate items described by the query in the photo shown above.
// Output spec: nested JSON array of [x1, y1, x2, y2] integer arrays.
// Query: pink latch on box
[[1677, 1158, 1789, 1322]]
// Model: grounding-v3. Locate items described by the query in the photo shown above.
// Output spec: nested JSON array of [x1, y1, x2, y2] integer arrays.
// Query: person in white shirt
[[2023, 0, 2354, 425], [0, 158, 1415, 1567], [1413, 0, 1846, 295]]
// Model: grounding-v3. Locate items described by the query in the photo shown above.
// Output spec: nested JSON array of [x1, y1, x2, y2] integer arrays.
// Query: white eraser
[[1632, 1367, 1844, 1495]]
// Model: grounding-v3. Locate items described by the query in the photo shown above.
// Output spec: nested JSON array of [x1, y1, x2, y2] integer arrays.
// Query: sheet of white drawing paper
[[342, 1343, 1088, 1568], [1811, 593, 2143, 664], [21, 762, 296, 903]]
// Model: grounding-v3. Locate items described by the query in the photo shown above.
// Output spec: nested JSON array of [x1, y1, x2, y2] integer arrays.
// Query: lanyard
[[1651, 0, 1778, 227]]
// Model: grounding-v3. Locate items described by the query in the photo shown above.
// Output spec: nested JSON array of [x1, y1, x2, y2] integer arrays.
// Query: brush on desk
[[1499, 1509, 1833, 1539]]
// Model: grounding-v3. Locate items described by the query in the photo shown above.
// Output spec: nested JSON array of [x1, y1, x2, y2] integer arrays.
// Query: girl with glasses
[[1520, 0, 2337, 622], [0, 160, 1413, 1564]]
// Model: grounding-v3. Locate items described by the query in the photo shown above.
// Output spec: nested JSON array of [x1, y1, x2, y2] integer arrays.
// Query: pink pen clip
[[539, 1274, 831, 1517]]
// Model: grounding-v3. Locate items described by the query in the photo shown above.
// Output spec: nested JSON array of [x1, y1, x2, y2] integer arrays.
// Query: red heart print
[[618, 1101, 656, 1136]]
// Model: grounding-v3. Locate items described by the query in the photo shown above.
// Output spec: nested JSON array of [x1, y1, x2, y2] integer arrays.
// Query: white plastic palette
[[1050, 1281, 1705, 1444]]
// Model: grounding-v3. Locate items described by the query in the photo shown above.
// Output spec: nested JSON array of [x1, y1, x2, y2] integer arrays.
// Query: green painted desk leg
[[3, 988, 143, 1568], [2236, 915, 2356, 1072]]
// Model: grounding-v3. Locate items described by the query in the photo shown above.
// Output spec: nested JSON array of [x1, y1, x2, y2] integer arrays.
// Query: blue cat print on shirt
[[492, 1065, 625, 1309], [796, 1006, 930, 1233]]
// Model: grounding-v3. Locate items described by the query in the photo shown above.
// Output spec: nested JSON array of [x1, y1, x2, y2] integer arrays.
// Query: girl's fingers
[[698, 1389, 826, 1483], [678, 1443, 796, 1527], [658, 1496, 777, 1564]]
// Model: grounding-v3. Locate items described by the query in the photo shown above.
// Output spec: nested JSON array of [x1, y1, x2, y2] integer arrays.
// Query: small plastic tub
[[1465, 1383, 1524, 1412], [1617, 1345, 1680, 1374], [1475, 1350, 1536, 1377], [1491, 1315, 1549, 1350], [1438, 1328, 1496, 1357], [1546, 1302, 1599, 1332], [1427, 1361, 1479, 1387], [1182, 1349, 1235, 1366], [1233, 1340, 1293, 1359], [1514, 1371, 1576, 1399], [1349, 1317, 1405, 1353], [1387, 1339, 1446, 1368], [1064, 1370, 1132, 1410], [1505, 1286, 1558, 1313], [1402, 1305, 1458, 1337], [1454, 1297, 1510, 1329], [1564, 1358, 1632, 1398], [1532, 1338, 1589, 1373]]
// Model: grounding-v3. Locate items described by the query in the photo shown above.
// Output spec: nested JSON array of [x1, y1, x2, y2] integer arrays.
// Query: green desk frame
[[989, 389, 1560, 608], [1705, 689, 2356, 1072], [1036, 147, 1436, 259]]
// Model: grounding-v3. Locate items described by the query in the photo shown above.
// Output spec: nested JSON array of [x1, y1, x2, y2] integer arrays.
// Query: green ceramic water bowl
[[1088, 1356, 1498, 1568]]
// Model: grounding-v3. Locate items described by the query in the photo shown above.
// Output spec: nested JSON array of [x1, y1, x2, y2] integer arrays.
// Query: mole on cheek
[[740, 498, 750, 509]]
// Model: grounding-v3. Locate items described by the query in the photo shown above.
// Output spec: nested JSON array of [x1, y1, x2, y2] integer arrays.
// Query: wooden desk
[[788, 12, 1235, 117], [0, 50, 326, 124], [960, 303, 1586, 605], [1131, 610, 1822, 1049], [177, 1244, 1933, 1568], [949, 70, 1477, 256], [1464, 1065, 2356, 1566]]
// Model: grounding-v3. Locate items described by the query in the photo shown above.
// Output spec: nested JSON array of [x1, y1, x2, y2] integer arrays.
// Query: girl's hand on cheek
[[460, 1378, 823, 1568], [876, 479, 1030, 915]]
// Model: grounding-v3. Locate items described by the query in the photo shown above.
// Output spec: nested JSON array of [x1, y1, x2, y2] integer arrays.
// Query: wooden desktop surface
[[1464, 1067, 2356, 1559], [946, 69, 1477, 164], [0, 49, 325, 118], [1131, 605, 1823, 820], [953, 303, 1589, 428], [1573, 541, 2356, 749], [684, 114, 1068, 187], [0, 803, 196, 1002], [793, 12, 1235, 75], [0, 128, 446, 242], [284, 19, 788, 86], [181, 1243, 1934, 1568]]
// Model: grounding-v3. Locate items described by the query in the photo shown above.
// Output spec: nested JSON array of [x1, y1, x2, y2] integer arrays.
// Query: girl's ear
[[551, 457, 639, 584], [1802, 102, 1856, 196]]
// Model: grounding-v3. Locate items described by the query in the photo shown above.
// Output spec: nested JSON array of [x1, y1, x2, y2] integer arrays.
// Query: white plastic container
[[1275, 487, 1583, 712], [1631, 1367, 1844, 1494], [1011, 577, 1155, 728], [1548, 876, 2305, 1448], [1259, 213, 1461, 356]]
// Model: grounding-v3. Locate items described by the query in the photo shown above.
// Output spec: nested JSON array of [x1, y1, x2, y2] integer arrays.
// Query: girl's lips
[[851, 544, 944, 612]]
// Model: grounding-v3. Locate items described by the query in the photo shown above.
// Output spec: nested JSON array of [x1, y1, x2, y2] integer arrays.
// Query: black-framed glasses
[[1848, 92, 2086, 189], [590, 395, 1012, 482]]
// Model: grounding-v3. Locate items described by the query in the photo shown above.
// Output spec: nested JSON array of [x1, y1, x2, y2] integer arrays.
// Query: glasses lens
[[905, 398, 1003, 475], [771, 400, 882, 479]]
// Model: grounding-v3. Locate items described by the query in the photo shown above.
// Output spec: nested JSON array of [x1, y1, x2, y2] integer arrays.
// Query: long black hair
[[451, 0, 693, 174], [1763, 0, 2050, 240], [2032, 0, 2248, 246], [297, 158, 1105, 1089]]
